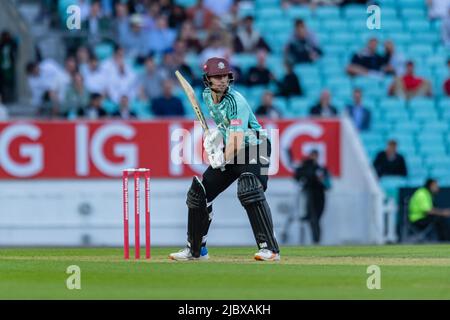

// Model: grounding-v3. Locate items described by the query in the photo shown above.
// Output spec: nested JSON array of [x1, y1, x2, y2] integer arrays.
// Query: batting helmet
[[202, 57, 234, 88]]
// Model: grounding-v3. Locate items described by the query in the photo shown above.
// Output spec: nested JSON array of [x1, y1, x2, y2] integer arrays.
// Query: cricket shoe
[[169, 246, 209, 261], [254, 249, 280, 261]]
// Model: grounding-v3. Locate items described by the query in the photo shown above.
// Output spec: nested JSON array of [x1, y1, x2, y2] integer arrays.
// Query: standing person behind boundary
[[169, 57, 280, 261], [294, 150, 331, 244], [408, 179, 450, 241]]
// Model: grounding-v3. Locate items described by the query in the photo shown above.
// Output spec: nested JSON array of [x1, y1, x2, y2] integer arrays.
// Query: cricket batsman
[[169, 57, 280, 261]]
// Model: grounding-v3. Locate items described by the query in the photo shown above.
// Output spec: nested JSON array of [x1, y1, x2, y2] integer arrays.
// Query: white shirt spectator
[[102, 60, 137, 103], [39, 59, 71, 103], [427, 0, 450, 19], [204, 0, 233, 16]]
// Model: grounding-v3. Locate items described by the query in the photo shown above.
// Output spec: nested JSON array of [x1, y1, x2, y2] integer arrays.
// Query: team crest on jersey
[[230, 119, 242, 126], [218, 62, 225, 69]]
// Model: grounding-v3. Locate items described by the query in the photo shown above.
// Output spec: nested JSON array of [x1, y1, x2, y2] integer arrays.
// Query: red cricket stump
[[134, 171, 140, 259], [123, 171, 129, 259], [145, 170, 151, 259], [122, 168, 151, 260]]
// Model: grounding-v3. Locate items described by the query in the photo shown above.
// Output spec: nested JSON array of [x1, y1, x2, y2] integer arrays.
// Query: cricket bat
[[175, 70, 209, 134], [175, 70, 225, 171]]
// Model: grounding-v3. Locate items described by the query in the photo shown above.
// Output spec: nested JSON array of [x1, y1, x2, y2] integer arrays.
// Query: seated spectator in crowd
[[114, 2, 131, 42], [102, 46, 137, 104], [309, 90, 338, 117], [76, 46, 91, 76], [78, 93, 108, 119], [178, 21, 203, 54], [345, 88, 371, 131], [382, 40, 406, 76], [234, 15, 271, 54], [187, 0, 216, 30], [0, 30, 18, 103], [443, 59, 450, 96], [148, 15, 177, 54], [200, 34, 232, 65], [373, 140, 408, 178], [82, 54, 106, 95], [246, 50, 274, 87], [139, 55, 167, 101], [346, 38, 385, 77], [221, 1, 240, 33], [112, 95, 137, 120], [173, 40, 195, 82], [151, 80, 185, 117], [82, 0, 111, 47], [0, 94, 8, 120], [388, 61, 432, 100], [276, 62, 303, 97], [409, 178, 450, 241], [285, 19, 322, 64], [443, 6, 450, 49], [26, 61, 58, 112], [63, 73, 90, 118], [167, 3, 187, 30], [256, 91, 282, 119], [121, 14, 152, 61], [427, 0, 450, 20], [204, 0, 233, 17]]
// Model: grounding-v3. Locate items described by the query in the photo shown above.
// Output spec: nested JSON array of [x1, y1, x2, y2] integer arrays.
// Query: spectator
[[102, 46, 137, 103], [173, 40, 196, 83], [443, 59, 450, 96], [112, 95, 137, 119], [148, 15, 177, 54], [346, 38, 385, 77], [82, 0, 111, 47], [293, 149, 331, 244], [204, 0, 234, 16], [121, 14, 152, 60], [373, 140, 408, 178], [442, 6, 450, 48], [234, 16, 271, 54], [276, 62, 303, 97], [204, 17, 233, 49], [200, 34, 231, 64], [246, 50, 274, 86], [76, 46, 91, 76], [256, 91, 282, 119], [345, 88, 371, 131], [388, 61, 432, 100], [178, 21, 203, 54], [221, 1, 240, 33], [0, 94, 8, 120], [382, 40, 406, 76], [167, 3, 187, 30], [82, 54, 107, 95], [26, 61, 57, 112], [114, 2, 130, 42], [139, 55, 167, 101], [187, 0, 216, 30], [78, 93, 108, 119], [63, 73, 90, 118], [151, 80, 185, 117], [408, 178, 450, 241], [0, 30, 18, 103], [309, 90, 338, 117], [427, 0, 450, 20], [285, 19, 322, 64]]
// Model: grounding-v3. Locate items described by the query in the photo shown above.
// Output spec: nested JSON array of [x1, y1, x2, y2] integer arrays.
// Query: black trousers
[[304, 189, 325, 244], [202, 139, 271, 202], [413, 215, 450, 241]]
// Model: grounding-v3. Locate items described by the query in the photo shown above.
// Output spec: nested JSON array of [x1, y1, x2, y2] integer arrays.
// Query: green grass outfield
[[1, 245, 450, 299]]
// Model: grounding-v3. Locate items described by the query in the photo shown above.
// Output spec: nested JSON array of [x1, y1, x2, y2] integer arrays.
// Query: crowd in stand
[[0, 0, 449, 130]]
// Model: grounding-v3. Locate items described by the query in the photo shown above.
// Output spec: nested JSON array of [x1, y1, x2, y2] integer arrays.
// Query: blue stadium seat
[[419, 144, 447, 157], [408, 98, 435, 110], [417, 133, 443, 146], [380, 177, 408, 199], [382, 20, 404, 33], [422, 121, 448, 133], [314, 6, 340, 19], [394, 121, 421, 133], [287, 6, 312, 20], [379, 98, 406, 109], [400, 8, 426, 19]]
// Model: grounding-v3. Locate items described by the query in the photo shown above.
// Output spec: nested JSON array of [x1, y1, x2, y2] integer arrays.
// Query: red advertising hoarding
[[0, 119, 340, 179]]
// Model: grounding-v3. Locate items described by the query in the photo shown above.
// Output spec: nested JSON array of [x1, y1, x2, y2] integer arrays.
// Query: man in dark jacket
[[294, 150, 331, 244], [373, 140, 408, 178]]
